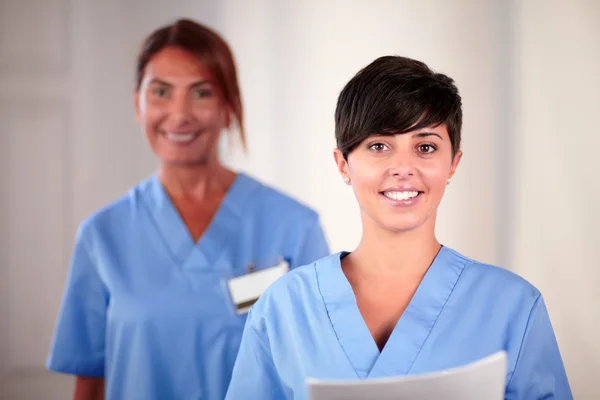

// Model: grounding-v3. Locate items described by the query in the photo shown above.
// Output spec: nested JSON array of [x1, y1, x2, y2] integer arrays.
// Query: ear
[[224, 104, 233, 128], [333, 148, 350, 181], [134, 89, 142, 123], [448, 150, 463, 181]]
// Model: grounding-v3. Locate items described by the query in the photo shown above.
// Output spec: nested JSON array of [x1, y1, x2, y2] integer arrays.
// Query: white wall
[[0, 1, 74, 398], [513, 1, 600, 398], [1, 0, 598, 398]]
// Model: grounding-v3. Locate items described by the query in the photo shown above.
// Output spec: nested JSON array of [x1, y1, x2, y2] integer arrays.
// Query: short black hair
[[335, 56, 462, 159]]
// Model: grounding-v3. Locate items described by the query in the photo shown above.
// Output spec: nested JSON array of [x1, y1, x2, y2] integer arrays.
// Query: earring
[[344, 177, 350, 184], [447, 178, 451, 185]]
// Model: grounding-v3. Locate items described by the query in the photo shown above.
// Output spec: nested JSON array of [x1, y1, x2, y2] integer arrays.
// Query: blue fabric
[[226, 247, 572, 400], [46, 173, 329, 400]]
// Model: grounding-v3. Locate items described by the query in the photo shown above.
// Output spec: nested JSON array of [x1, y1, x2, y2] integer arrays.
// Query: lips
[[382, 190, 419, 201], [163, 131, 199, 144], [380, 187, 424, 206]]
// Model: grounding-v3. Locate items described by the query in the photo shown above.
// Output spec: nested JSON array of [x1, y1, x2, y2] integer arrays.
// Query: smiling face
[[334, 125, 462, 234], [135, 46, 230, 167]]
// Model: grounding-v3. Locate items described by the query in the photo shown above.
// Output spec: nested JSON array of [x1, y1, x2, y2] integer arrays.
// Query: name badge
[[227, 259, 289, 315]]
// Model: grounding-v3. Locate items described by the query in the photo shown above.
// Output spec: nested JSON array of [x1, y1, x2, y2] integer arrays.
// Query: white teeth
[[383, 191, 419, 201], [164, 132, 197, 143]]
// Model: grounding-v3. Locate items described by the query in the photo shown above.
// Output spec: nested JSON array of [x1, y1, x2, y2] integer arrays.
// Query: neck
[[158, 160, 236, 200], [348, 215, 441, 280]]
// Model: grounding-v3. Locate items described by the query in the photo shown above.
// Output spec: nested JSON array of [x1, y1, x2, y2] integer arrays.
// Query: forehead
[[365, 124, 450, 141], [143, 46, 214, 83]]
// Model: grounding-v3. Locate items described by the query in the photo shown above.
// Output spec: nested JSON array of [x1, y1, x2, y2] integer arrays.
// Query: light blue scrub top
[[226, 247, 572, 400], [46, 173, 329, 400]]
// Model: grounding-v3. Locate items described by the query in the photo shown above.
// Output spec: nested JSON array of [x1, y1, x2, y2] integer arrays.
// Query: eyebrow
[[412, 131, 444, 140], [148, 78, 212, 88]]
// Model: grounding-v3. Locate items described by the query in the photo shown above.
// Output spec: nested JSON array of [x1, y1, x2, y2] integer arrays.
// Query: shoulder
[[247, 253, 336, 322], [446, 246, 541, 302], [240, 173, 320, 222], [76, 176, 152, 243]]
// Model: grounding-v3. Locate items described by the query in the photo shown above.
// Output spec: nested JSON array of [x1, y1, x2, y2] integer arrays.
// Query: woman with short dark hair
[[226, 55, 572, 400]]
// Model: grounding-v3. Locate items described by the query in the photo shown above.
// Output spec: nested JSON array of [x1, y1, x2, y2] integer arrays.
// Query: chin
[[385, 224, 424, 234], [162, 156, 210, 167], [379, 215, 428, 234]]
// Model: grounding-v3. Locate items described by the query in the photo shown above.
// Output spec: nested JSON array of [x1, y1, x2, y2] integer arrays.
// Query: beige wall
[[513, 1, 600, 398], [0, 0, 597, 398]]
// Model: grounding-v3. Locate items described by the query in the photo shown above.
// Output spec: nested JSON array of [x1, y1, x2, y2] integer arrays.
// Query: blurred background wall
[[0, 0, 598, 398]]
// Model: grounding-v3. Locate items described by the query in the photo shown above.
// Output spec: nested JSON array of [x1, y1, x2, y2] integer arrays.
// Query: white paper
[[307, 351, 507, 400]]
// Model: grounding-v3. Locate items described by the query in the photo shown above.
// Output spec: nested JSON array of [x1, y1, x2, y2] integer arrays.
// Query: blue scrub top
[[226, 247, 572, 400], [46, 173, 330, 400]]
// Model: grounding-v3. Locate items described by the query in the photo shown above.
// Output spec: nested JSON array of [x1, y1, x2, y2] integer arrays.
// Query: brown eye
[[152, 87, 169, 97], [417, 144, 437, 154], [193, 89, 212, 99], [368, 143, 389, 152]]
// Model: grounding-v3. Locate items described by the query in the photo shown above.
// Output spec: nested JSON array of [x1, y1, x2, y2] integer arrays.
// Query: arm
[[74, 377, 104, 400], [225, 309, 287, 400], [46, 225, 108, 390], [505, 295, 573, 400]]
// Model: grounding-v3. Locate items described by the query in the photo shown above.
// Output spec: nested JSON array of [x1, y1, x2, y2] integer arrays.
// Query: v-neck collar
[[141, 172, 260, 270], [317, 247, 466, 379]]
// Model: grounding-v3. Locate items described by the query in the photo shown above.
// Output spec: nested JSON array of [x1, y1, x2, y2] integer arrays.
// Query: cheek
[[192, 103, 227, 127], [422, 164, 451, 193], [140, 103, 166, 131], [349, 160, 385, 198]]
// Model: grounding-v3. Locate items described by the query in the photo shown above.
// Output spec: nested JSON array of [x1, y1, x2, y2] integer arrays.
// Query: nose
[[169, 93, 193, 123], [389, 152, 417, 179]]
